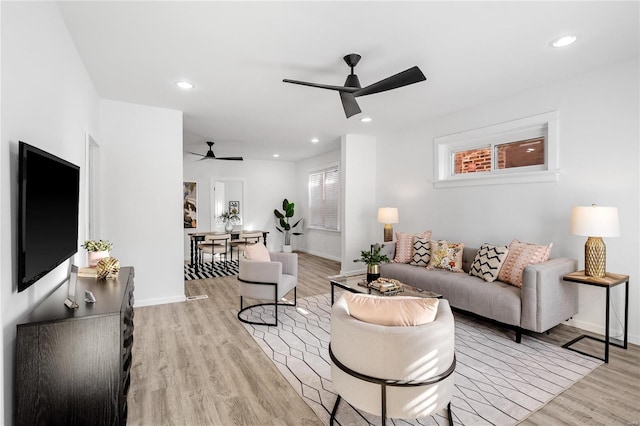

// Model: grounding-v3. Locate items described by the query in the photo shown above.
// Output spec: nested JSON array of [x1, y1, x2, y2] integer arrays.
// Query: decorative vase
[[225, 222, 234, 232], [88, 250, 110, 268], [367, 264, 380, 283], [283, 245, 292, 253]]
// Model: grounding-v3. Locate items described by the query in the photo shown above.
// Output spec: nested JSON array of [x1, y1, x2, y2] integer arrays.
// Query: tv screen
[[18, 141, 80, 292]]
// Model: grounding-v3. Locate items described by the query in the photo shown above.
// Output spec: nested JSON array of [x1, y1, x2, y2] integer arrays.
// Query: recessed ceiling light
[[311, 138, 319, 143], [550, 35, 577, 48], [360, 117, 372, 123], [273, 154, 280, 158], [176, 81, 194, 89]]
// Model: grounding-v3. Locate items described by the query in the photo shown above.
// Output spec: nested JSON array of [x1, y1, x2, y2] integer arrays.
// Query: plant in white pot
[[218, 210, 240, 232], [274, 198, 303, 252], [82, 239, 114, 267]]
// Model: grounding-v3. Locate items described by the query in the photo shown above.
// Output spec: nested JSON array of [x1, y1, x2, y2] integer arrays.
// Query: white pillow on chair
[[244, 243, 271, 262]]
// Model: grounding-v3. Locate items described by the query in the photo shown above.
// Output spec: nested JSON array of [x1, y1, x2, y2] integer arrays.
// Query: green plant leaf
[[274, 209, 284, 219], [291, 218, 303, 228], [282, 199, 289, 210]]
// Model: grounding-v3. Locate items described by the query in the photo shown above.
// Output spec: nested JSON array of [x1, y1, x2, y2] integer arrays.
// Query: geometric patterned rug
[[183, 260, 239, 280], [241, 294, 602, 425]]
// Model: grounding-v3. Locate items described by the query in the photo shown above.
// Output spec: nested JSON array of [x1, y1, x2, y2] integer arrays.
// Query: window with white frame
[[308, 165, 340, 231], [434, 111, 559, 188]]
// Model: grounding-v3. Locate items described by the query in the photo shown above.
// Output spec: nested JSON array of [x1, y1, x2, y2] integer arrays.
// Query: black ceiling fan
[[187, 141, 243, 161], [283, 53, 427, 118]]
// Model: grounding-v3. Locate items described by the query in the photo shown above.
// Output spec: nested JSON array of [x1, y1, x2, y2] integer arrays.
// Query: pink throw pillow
[[343, 293, 439, 327], [498, 239, 552, 287], [244, 243, 271, 262], [393, 230, 432, 263]]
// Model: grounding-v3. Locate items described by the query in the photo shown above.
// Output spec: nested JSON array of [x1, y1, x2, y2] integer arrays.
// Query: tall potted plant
[[274, 198, 303, 252], [354, 245, 391, 283]]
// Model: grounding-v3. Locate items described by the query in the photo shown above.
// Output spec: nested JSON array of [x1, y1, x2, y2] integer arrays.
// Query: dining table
[[188, 230, 270, 273]]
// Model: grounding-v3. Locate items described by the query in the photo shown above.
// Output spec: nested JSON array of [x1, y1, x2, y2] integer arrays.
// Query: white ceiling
[[57, 1, 639, 162]]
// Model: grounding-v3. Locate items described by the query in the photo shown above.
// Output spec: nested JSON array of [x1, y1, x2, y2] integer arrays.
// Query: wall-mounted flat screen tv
[[18, 141, 80, 292]]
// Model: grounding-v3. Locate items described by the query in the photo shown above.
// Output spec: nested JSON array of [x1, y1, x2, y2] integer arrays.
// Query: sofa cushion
[[394, 231, 432, 263], [380, 262, 522, 327], [409, 237, 431, 266], [469, 243, 509, 282], [498, 240, 552, 287], [343, 292, 439, 327], [428, 240, 465, 272]]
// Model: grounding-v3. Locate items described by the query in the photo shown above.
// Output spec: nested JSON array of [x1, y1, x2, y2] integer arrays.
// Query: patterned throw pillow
[[393, 230, 432, 263], [469, 243, 509, 282], [410, 237, 431, 266], [498, 239, 553, 287], [428, 240, 465, 272]]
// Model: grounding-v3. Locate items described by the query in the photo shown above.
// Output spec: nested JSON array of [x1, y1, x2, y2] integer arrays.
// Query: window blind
[[308, 166, 339, 231]]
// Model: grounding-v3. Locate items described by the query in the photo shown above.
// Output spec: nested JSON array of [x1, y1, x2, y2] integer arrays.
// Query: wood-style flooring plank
[[128, 252, 640, 425]]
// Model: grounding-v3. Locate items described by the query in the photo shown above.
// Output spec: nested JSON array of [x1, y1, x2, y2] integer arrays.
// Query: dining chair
[[199, 233, 231, 269], [230, 231, 263, 259]]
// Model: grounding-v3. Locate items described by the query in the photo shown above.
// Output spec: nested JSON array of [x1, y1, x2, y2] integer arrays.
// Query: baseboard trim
[[134, 294, 186, 308], [297, 248, 341, 262]]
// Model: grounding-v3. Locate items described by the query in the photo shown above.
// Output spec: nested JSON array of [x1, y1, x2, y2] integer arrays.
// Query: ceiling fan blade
[[340, 92, 361, 118], [283, 79, 358, 93], [217, 157, 244, 161], [354, 66, 426, 97], [186, 151, 204, 156]]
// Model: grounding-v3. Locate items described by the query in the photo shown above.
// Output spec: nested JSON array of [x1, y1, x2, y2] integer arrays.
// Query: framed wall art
[[229, 200, 240, 215], [183, 182, 197, 228]]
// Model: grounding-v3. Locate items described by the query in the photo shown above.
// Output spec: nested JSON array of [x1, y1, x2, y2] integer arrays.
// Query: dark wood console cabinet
[[15, 267, 135, 426]]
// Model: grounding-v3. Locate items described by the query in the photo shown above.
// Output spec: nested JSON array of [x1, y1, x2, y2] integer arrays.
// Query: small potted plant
[[82, 239, 114, 267], [274, 198, 303, 252], [354, 245, 391, 283], [218, 210, 240, 232]]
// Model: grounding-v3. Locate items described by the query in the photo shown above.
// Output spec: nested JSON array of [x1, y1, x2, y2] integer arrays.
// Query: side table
[[562, 270, 629, 363]]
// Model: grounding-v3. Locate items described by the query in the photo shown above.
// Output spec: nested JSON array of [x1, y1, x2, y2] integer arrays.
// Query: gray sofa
[[377, 242, 579, 342]]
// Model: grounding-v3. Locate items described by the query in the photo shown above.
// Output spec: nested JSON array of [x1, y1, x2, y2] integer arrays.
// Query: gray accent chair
[[237, 252, 298, 326], [330, 296, 456, 425]]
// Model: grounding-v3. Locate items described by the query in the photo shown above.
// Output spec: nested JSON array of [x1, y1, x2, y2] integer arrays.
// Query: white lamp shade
[[377, 207, 399, 224], [570, 205, 620, 237]]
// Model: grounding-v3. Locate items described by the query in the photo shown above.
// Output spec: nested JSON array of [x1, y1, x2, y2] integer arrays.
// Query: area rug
[[240, 294, 602, 426], [183, 260, 238, 280]]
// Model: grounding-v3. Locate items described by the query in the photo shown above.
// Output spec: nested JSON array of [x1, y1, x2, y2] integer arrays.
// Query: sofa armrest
[[270, 252, 298, 277], [372, 242, 396, 260], [520, 257, 579, 333]]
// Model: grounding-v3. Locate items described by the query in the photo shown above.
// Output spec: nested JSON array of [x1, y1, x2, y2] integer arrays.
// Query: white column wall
[[99, 100, 184, 307], [341, 134, 377, 275], [376, 58, 640, 344], [0, 3, 100, 423]]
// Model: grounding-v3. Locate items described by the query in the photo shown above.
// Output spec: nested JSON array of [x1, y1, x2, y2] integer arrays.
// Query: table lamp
[[377, 207, 399, 242], [569, 204, 620, 277]]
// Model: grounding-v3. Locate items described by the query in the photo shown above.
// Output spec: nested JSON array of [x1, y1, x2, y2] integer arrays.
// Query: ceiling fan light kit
[[283, 53, 426, 118], [186, 141, 243, 161]]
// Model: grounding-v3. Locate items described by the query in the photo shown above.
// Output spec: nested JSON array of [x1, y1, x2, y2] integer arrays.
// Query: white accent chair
[[330, 296, 456, 425], [237, 252, 298, 326]]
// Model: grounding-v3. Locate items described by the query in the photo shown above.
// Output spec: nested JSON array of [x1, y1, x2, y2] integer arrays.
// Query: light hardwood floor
[[128, 253, 640, 425]]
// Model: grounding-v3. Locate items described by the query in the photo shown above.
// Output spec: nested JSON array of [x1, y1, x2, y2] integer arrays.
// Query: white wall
[[341, 134, 377, 275], [0, 2, 100, 423], [99, 100, 184, 307], [376, 58, 640, 344], [294, 149, 342, 260], [183, 158, 296, 255]]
